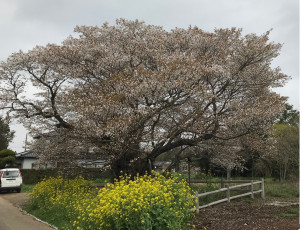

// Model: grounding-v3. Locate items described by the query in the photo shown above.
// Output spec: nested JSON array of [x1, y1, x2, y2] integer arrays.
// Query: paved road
[[0, 193, 54, 230]]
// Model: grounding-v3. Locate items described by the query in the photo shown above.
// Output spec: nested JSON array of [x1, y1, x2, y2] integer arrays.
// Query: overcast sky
[[0, 0, 299, 152]]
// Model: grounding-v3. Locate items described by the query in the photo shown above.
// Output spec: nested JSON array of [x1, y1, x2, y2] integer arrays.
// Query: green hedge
[[21, 168, 111, 184], [20, 169, 58, 184]]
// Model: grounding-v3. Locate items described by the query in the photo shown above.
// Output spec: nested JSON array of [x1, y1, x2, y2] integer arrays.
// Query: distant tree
[[252, 104, 299, 181], [0, 19, 288, 178], [271, 123, 298, 182], [210, 142, 244, 180], [0, 118, 14, 150], [275, 103, 299, 181], [277, 103, 299, 126], [0, 149, 16, 168]]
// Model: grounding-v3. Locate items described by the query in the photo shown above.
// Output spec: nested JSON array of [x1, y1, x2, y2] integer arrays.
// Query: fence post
[[195, 191, 199, 213], [226, 185, 230, 203], [251, 180, 254, 199], [261, 178, 265, 199]]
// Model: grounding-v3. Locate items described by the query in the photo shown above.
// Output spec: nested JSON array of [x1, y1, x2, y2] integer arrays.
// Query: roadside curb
[[19, 208, 58, 230]]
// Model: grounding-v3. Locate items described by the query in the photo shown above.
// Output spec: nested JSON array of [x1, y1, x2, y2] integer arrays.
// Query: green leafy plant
[[26, 173, 194, 230], [72, 172, 194, 230], [0, 149, 16, 168]]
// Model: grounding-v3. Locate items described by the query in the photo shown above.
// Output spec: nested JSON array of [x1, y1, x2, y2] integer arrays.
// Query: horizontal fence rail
[[191, 178, 265, 213]]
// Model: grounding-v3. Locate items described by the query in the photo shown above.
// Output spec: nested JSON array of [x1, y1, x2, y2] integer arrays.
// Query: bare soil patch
[[191, 198, 300, 230], [0, 191, 29, 207]]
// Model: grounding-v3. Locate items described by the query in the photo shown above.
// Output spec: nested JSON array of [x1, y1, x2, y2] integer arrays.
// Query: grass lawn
[[25, 206, 73, 229], [21, 184, 35, 193], [264, 178, 299, 198]]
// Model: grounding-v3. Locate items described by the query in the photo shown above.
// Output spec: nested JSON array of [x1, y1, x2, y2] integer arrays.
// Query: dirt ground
[[191, 198, 300, 230], [0, 191, 30, 207], [0, 192, 55, 230]]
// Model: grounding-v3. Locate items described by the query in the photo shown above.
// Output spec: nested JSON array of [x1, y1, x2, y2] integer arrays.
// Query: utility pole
[[24, 134, 27, 151]]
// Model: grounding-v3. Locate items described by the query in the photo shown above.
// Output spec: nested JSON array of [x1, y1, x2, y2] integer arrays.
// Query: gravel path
[[0, 192, 55, 230]]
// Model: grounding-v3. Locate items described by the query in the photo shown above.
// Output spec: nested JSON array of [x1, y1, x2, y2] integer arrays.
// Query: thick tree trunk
[[279, 164, 284, 183], [226, 168, 231, 180], [109, 138, 197, 181], [110, 153, 153, 181], [279, 160, 288, 183]]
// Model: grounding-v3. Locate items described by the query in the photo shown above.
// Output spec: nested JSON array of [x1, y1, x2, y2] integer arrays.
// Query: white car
[[0, 168, 22, 193]]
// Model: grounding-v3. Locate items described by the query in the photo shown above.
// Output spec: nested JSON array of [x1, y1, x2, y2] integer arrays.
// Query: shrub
[[26, 177, 96, 229], [0, 149, 16, 168], [29, 177, 95, 211], [72, 172, 194, 230], [28, 173, 194, 230]]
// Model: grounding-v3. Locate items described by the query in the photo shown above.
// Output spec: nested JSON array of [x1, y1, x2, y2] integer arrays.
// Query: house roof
[[16, 151, 37, 159]]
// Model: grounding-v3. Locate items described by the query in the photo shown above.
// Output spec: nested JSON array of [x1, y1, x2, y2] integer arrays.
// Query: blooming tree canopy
[[0, 19, 288, 177]]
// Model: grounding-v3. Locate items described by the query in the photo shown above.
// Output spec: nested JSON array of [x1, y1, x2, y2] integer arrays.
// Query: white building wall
[[22, 159, 37, 169]]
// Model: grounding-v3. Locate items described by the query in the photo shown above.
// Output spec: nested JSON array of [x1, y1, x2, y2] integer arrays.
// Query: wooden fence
[[191, 178, 265, 213]]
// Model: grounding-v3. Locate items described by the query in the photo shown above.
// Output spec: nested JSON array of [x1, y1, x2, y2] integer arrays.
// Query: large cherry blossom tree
[[0, 19, 288, 178]]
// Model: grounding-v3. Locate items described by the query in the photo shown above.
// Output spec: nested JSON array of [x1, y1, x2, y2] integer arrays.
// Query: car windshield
[[2, 171, 19, 178]]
